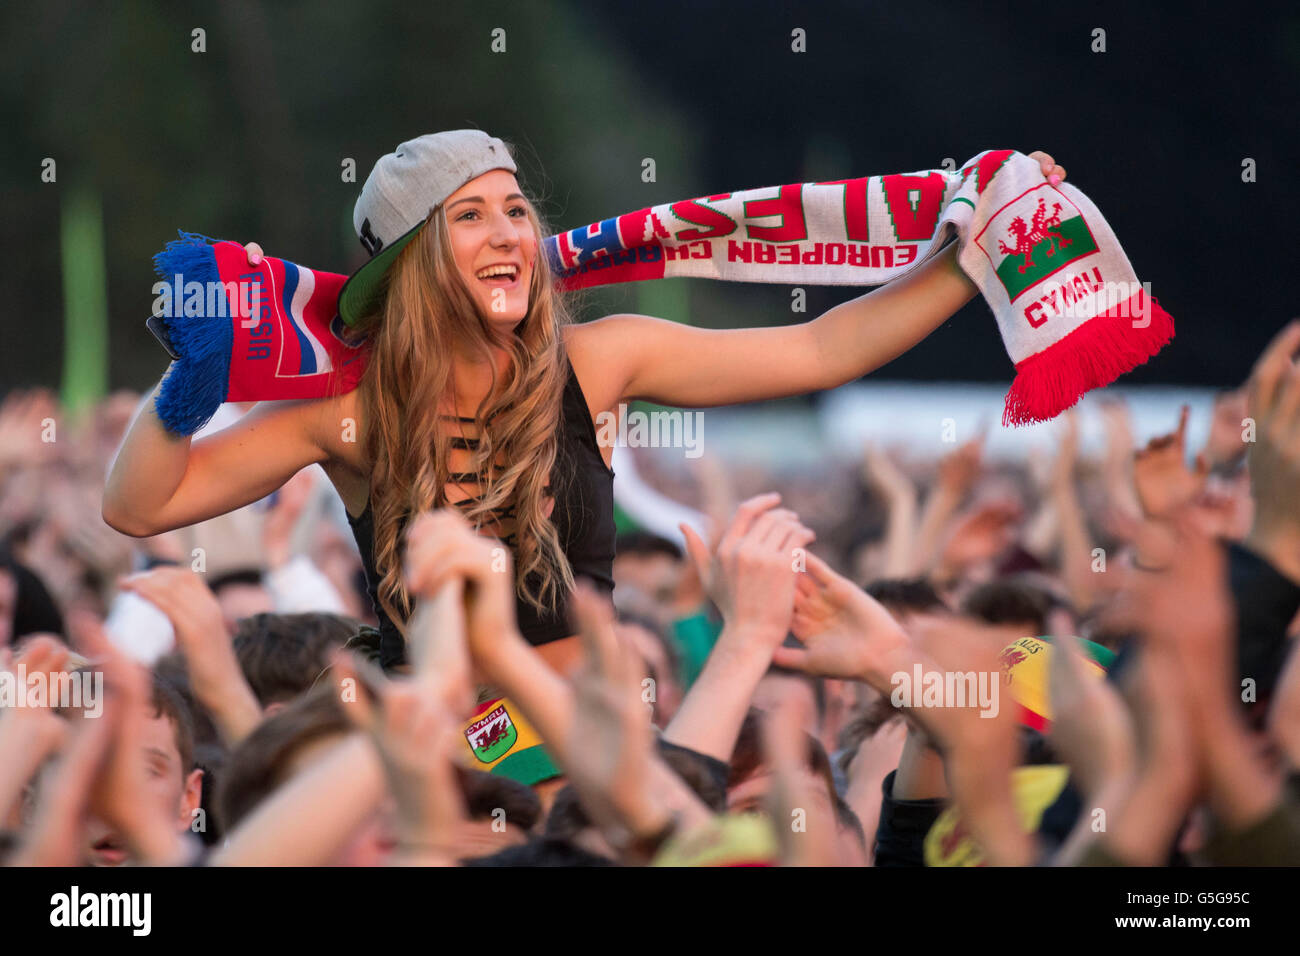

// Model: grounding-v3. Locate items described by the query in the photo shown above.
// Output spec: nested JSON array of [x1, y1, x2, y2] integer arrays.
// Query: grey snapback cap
[[339, 130, 517, 326]]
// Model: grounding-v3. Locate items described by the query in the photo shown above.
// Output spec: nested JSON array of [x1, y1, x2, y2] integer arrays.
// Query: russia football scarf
[[149, 149, 1172, 434], [151, 234, 369, 434]]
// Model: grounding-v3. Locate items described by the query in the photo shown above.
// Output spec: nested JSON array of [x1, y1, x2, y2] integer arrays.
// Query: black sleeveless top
[[346, 357, 616, 669]]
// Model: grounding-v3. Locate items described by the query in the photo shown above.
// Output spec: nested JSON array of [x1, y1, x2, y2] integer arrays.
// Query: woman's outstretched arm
[[578, 241, 975, 409], [570, 152, 1066, 410]]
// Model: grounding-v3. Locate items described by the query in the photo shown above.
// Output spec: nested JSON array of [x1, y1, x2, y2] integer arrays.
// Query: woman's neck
[[447, 343, 514, 414]]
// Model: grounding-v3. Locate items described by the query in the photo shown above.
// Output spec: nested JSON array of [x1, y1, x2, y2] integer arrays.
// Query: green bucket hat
[[338, 130, 517, 327]]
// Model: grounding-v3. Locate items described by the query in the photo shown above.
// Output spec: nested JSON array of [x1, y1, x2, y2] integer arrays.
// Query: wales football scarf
[[149, 149, 1172, 434]]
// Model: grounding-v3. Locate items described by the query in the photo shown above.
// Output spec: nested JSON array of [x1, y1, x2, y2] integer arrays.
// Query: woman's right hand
[[243, 242, 264, 265]]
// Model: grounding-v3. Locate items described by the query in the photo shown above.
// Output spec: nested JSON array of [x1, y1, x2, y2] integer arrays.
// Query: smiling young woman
[[104, 130, 1068, 680]]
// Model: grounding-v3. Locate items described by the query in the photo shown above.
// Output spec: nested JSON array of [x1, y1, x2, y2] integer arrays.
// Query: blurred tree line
[[3, 0, 1297, 398]]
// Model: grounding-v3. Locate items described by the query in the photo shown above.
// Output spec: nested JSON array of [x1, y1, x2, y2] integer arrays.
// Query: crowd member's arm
[[910, 435, 981, 576], [762, 702, 839, 867], [565, 582, 712, 861], [118, 568, 263, 745], [908, 616, 1034, 867], [211, 733, 386, 867], [1081, 644, 1199, 866], [842, 716, 908, 865], [261, 468, 347, 614], [1236, 321, 1300, 690], [1130, 405, 1206, 571], [1097, 399, 1142, 544], [666, 493, 814, 762], [1143, 512, 1297, 863], [862, 445, 918, 578], [332, 653, 467, 866], [9, 691, 115, 867], [1020, 446, 1060, 561], [1049, 411, 1098, 611], [890, 725, 947, 802], [403, 511, 576, 762], [1270, 642, 1300, 774], [770, 557, 953, 865], [772, 550, 915, 695], [1046, 632, 1138, 866], [78, 622, 199, 866], [403, 510, 713, 831]]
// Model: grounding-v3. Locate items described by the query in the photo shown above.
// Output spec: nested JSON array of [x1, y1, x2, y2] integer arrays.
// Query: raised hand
[[1243, 320, 1300, 583], [679, 492, 813, 642], [774, 551, 910, 692], [0, 638, 73, 826], [666, 494, 813, 763], [77, 617, 196, 866], [332, 650, 467, 865], [1047, 633, 1136, 799], [118, 567, 262, 744], [564, 581, 672, 855], [1133, 405, 1207, 520], [262, 467, 317, 568], [761, 699, 838, 867], [403, 508, 519, 684], [1203, 389, 1250, 470]]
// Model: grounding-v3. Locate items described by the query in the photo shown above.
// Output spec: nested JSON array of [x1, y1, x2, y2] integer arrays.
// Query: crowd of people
[[2, 320, 1299, 867]]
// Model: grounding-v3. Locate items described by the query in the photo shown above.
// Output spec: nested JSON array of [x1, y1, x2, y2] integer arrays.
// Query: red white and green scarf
[[150, 149, 1172, 434]]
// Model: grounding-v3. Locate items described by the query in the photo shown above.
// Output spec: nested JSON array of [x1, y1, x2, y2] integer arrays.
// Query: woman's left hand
[[1027, 150, 1068, 186]]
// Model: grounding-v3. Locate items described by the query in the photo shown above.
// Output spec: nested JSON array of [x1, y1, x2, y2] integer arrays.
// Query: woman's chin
[[475, 312, 529, 340], [478, 302, 530, 328]]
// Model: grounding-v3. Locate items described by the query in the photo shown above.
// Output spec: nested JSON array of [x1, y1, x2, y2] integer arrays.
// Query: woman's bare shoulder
[[562, 320, 628, 414], [304, 389, 367, 469]]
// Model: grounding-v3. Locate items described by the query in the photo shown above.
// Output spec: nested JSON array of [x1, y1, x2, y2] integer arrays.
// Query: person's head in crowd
[[451, 767, 541, 859], [753, 662, 825, 740], [207, 569, 274, 635], [959, 575, 1079, 640], [150, 655, 227, 846], [727, 709, 836, 817], [612, 532, 685, 622], [217, 682, 395, 866], [80, 673, 204, 866], [540, 739, 729, 863], [616, 611, 683, 726], [835, 696, 906, 781], [233, 612, 358, 712], [864, 577, 948, 626]]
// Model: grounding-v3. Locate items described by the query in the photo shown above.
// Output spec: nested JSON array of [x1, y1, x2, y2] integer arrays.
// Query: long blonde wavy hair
[[353, 190, 576, 629]]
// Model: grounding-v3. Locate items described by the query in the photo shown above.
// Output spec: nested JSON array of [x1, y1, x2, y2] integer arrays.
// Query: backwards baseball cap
[[337, 130, 518, 328]]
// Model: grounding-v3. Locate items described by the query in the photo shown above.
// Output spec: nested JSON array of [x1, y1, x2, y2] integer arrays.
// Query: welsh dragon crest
[[997, 199, 1072, 274]]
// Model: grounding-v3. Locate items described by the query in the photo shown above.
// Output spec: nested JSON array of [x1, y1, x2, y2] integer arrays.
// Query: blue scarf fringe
[[151, 231, 232, 435]]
